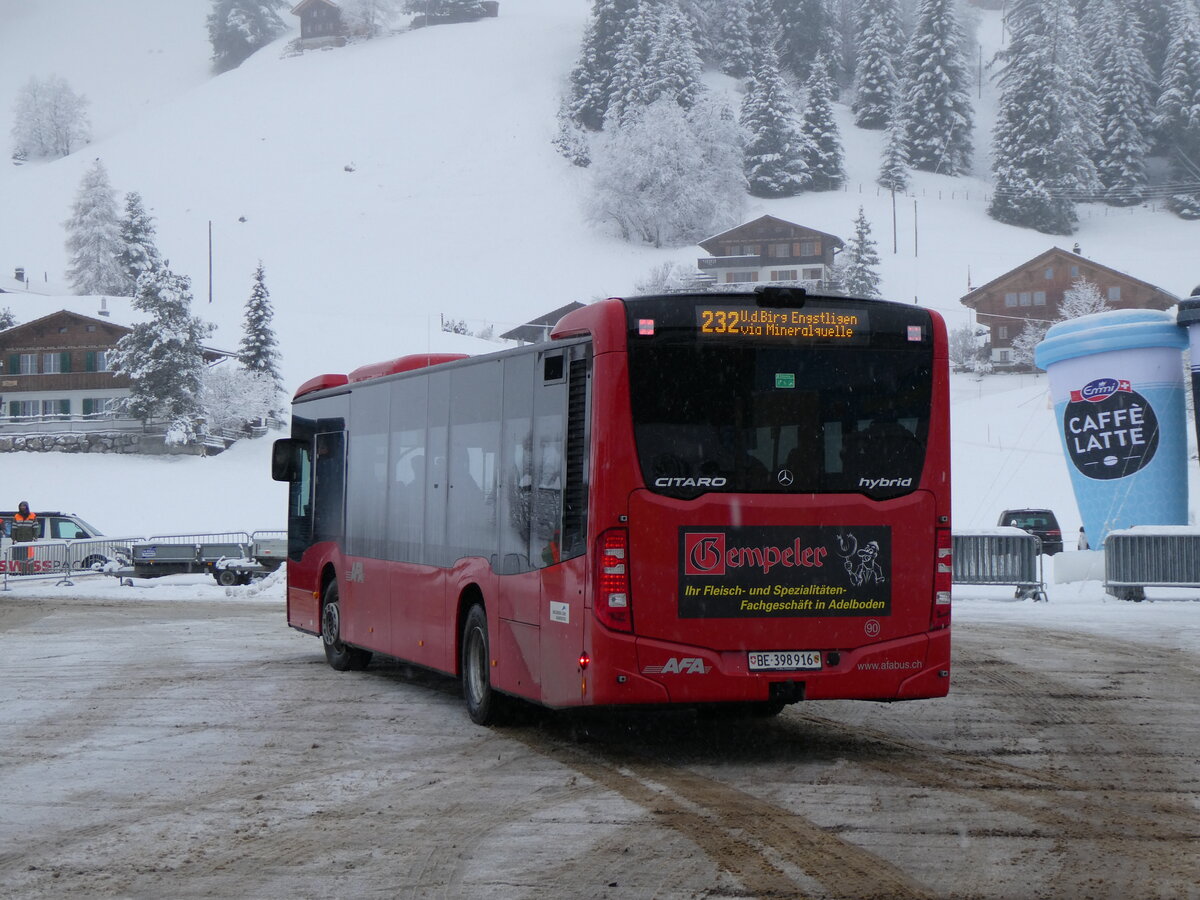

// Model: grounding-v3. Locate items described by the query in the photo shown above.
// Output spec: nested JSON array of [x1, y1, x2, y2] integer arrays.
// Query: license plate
[[748, 650, 822, 671]]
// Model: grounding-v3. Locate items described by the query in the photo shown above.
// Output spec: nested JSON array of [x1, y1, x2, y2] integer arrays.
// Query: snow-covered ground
[[2, 3, 1200, 647]]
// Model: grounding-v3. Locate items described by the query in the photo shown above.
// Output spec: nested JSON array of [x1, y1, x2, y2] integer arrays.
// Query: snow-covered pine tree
[[603, 1, 657, 127], [117, 192, 162, 293], [714, 0, 755, 77], [740, 43, 813, 197], [0, 308, 16, 330], [1131, 0, 1172, 92], [606, 1, 705, 127], [64, 159, 128, 296], [774, 0, 840, 88], [109, 264, 214, 443], [9, 75, 91, 160], [568, 0, 640, 131], [238, 262, 285, 420], [644, 1, 704, 112], [852, 0, 904, 129], [901, 0, 974, 174], [1091, 0, 1153, 206], [988, 0, 1098, 233], [207, 0, 288, 74], [878, 98, 911, 191], [798, 53, 845, 191], [839, 207, 883, 298], [1155, 0, 1200, 219]]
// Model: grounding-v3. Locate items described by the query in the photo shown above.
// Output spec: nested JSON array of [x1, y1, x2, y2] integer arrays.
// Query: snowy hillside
[[1, 1, 1199, 537]]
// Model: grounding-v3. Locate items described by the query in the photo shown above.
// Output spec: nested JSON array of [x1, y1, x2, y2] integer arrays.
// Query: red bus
[[271, 288, 951, 723]]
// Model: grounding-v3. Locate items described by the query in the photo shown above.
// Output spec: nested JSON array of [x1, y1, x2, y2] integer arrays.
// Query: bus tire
[[321, 580, 372, 671], [216, 567, 240, 587], [461, 603, 508, 726]]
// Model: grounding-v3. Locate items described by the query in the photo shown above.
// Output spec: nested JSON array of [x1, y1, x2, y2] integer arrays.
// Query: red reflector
[[578, 653, 590, 669], [638, 318, 655, 336], [595, 528, 632, 632]]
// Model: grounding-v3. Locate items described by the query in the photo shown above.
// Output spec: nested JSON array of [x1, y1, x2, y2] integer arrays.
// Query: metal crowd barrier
[[0, 535, 139, 588], [952, 530, 1047, 602], [1104, 528, 1200, 602], [1, 530, 280, 590]]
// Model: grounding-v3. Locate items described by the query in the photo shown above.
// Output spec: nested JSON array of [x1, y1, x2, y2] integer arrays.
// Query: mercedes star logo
[[777, 469, 794, 486]]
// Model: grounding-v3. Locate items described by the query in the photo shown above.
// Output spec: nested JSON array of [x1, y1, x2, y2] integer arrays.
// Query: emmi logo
[[348, 562, 365, 583], [642, 657, 711, 675], [859, 476, 913, 490]]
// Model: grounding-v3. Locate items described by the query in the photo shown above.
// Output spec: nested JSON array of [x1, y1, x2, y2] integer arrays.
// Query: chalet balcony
[[697, 254, 825, 270]]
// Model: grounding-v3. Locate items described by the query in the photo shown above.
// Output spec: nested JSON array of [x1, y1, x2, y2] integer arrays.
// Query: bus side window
[[313, 432, 346, 543]]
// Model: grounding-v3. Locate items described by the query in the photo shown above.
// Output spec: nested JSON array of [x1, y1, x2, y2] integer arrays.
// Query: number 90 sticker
[[748, 650, 822, 671]]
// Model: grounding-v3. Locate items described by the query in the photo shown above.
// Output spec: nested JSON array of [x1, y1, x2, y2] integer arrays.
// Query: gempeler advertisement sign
[[678, 526, 892, 618]]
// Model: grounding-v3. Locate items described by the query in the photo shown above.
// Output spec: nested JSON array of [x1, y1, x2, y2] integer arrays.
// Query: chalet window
[[41, 399, 70, 418], [725, 272, 758, 283], [82, 397, 116, 416], [736, 244, 759, 256], [85, 351, 109, 373], [770, 243, 790, 257], [802, 267, 823, 280], [1045, 268, 1054, 279], [1070, 265, 1080, 277], [1019, 292, 1032, 306], [19, 353, 37, 374], [1005, 293, 1018, 307], [799, 240, 818, 256], [86, 325, 97, 332], [997, 349, 1011, 363], [1107, 286, 1121, 301], [8, 400, 37, 418], [770, 270, 798, 281], [1034, 291, 1046, 305], [999, 326, 1009, 340], [58, 326, 68, 334]]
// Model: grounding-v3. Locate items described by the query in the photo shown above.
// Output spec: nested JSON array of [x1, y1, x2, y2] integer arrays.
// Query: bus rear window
[[627, 307, 933, 499]]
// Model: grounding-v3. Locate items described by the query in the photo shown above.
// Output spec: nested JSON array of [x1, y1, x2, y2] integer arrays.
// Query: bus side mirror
[[272, 439, 301, 482]]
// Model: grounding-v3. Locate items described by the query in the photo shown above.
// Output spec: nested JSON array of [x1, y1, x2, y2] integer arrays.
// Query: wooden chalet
[[960, 247, 1178, 368], [0, 309, 228, 425], [696, 216, 844, 288], [291, 0, 348, 43]]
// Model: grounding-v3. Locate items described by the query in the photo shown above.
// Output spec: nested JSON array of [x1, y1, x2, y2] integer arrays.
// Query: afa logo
[[684, 532, 725, 575], [642, 657, 712, 675]]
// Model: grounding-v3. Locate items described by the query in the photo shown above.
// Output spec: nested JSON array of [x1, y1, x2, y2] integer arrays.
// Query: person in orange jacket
[[13, 501, 37, 561]]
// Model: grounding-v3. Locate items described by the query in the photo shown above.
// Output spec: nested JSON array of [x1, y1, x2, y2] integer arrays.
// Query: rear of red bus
[[555, 289, 951, 710]]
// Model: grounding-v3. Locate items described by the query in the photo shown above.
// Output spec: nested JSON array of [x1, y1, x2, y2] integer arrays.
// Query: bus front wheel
[[321, 580, 372, 671], [461, 603, 508, 726]]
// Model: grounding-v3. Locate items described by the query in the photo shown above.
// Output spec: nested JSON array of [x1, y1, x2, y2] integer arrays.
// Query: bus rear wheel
[[461, 603, 508, 726], [321, 580, 372, 671]]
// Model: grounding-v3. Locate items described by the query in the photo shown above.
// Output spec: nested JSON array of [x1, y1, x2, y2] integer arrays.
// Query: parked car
[[0, 511, 128, 571], [1, 510, 104, 541], [997, 508, 1064, 555]]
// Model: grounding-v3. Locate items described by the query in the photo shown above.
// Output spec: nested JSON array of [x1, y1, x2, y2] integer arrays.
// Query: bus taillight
[[934, 527, 952, 623], [595, 528, 632, 632]]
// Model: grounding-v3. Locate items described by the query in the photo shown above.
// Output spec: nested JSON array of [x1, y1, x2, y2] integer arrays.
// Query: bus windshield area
[[628, 342, 933, 499]]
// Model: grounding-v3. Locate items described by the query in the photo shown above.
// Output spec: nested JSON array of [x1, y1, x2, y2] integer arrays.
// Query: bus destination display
[[697, 306, 868, 343]]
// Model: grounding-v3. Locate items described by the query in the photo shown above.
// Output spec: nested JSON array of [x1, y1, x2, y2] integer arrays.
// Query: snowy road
[[2, 594, 1198, 899]]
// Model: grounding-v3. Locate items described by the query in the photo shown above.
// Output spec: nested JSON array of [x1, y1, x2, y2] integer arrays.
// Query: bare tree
[[10, 75, 90, 160]]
